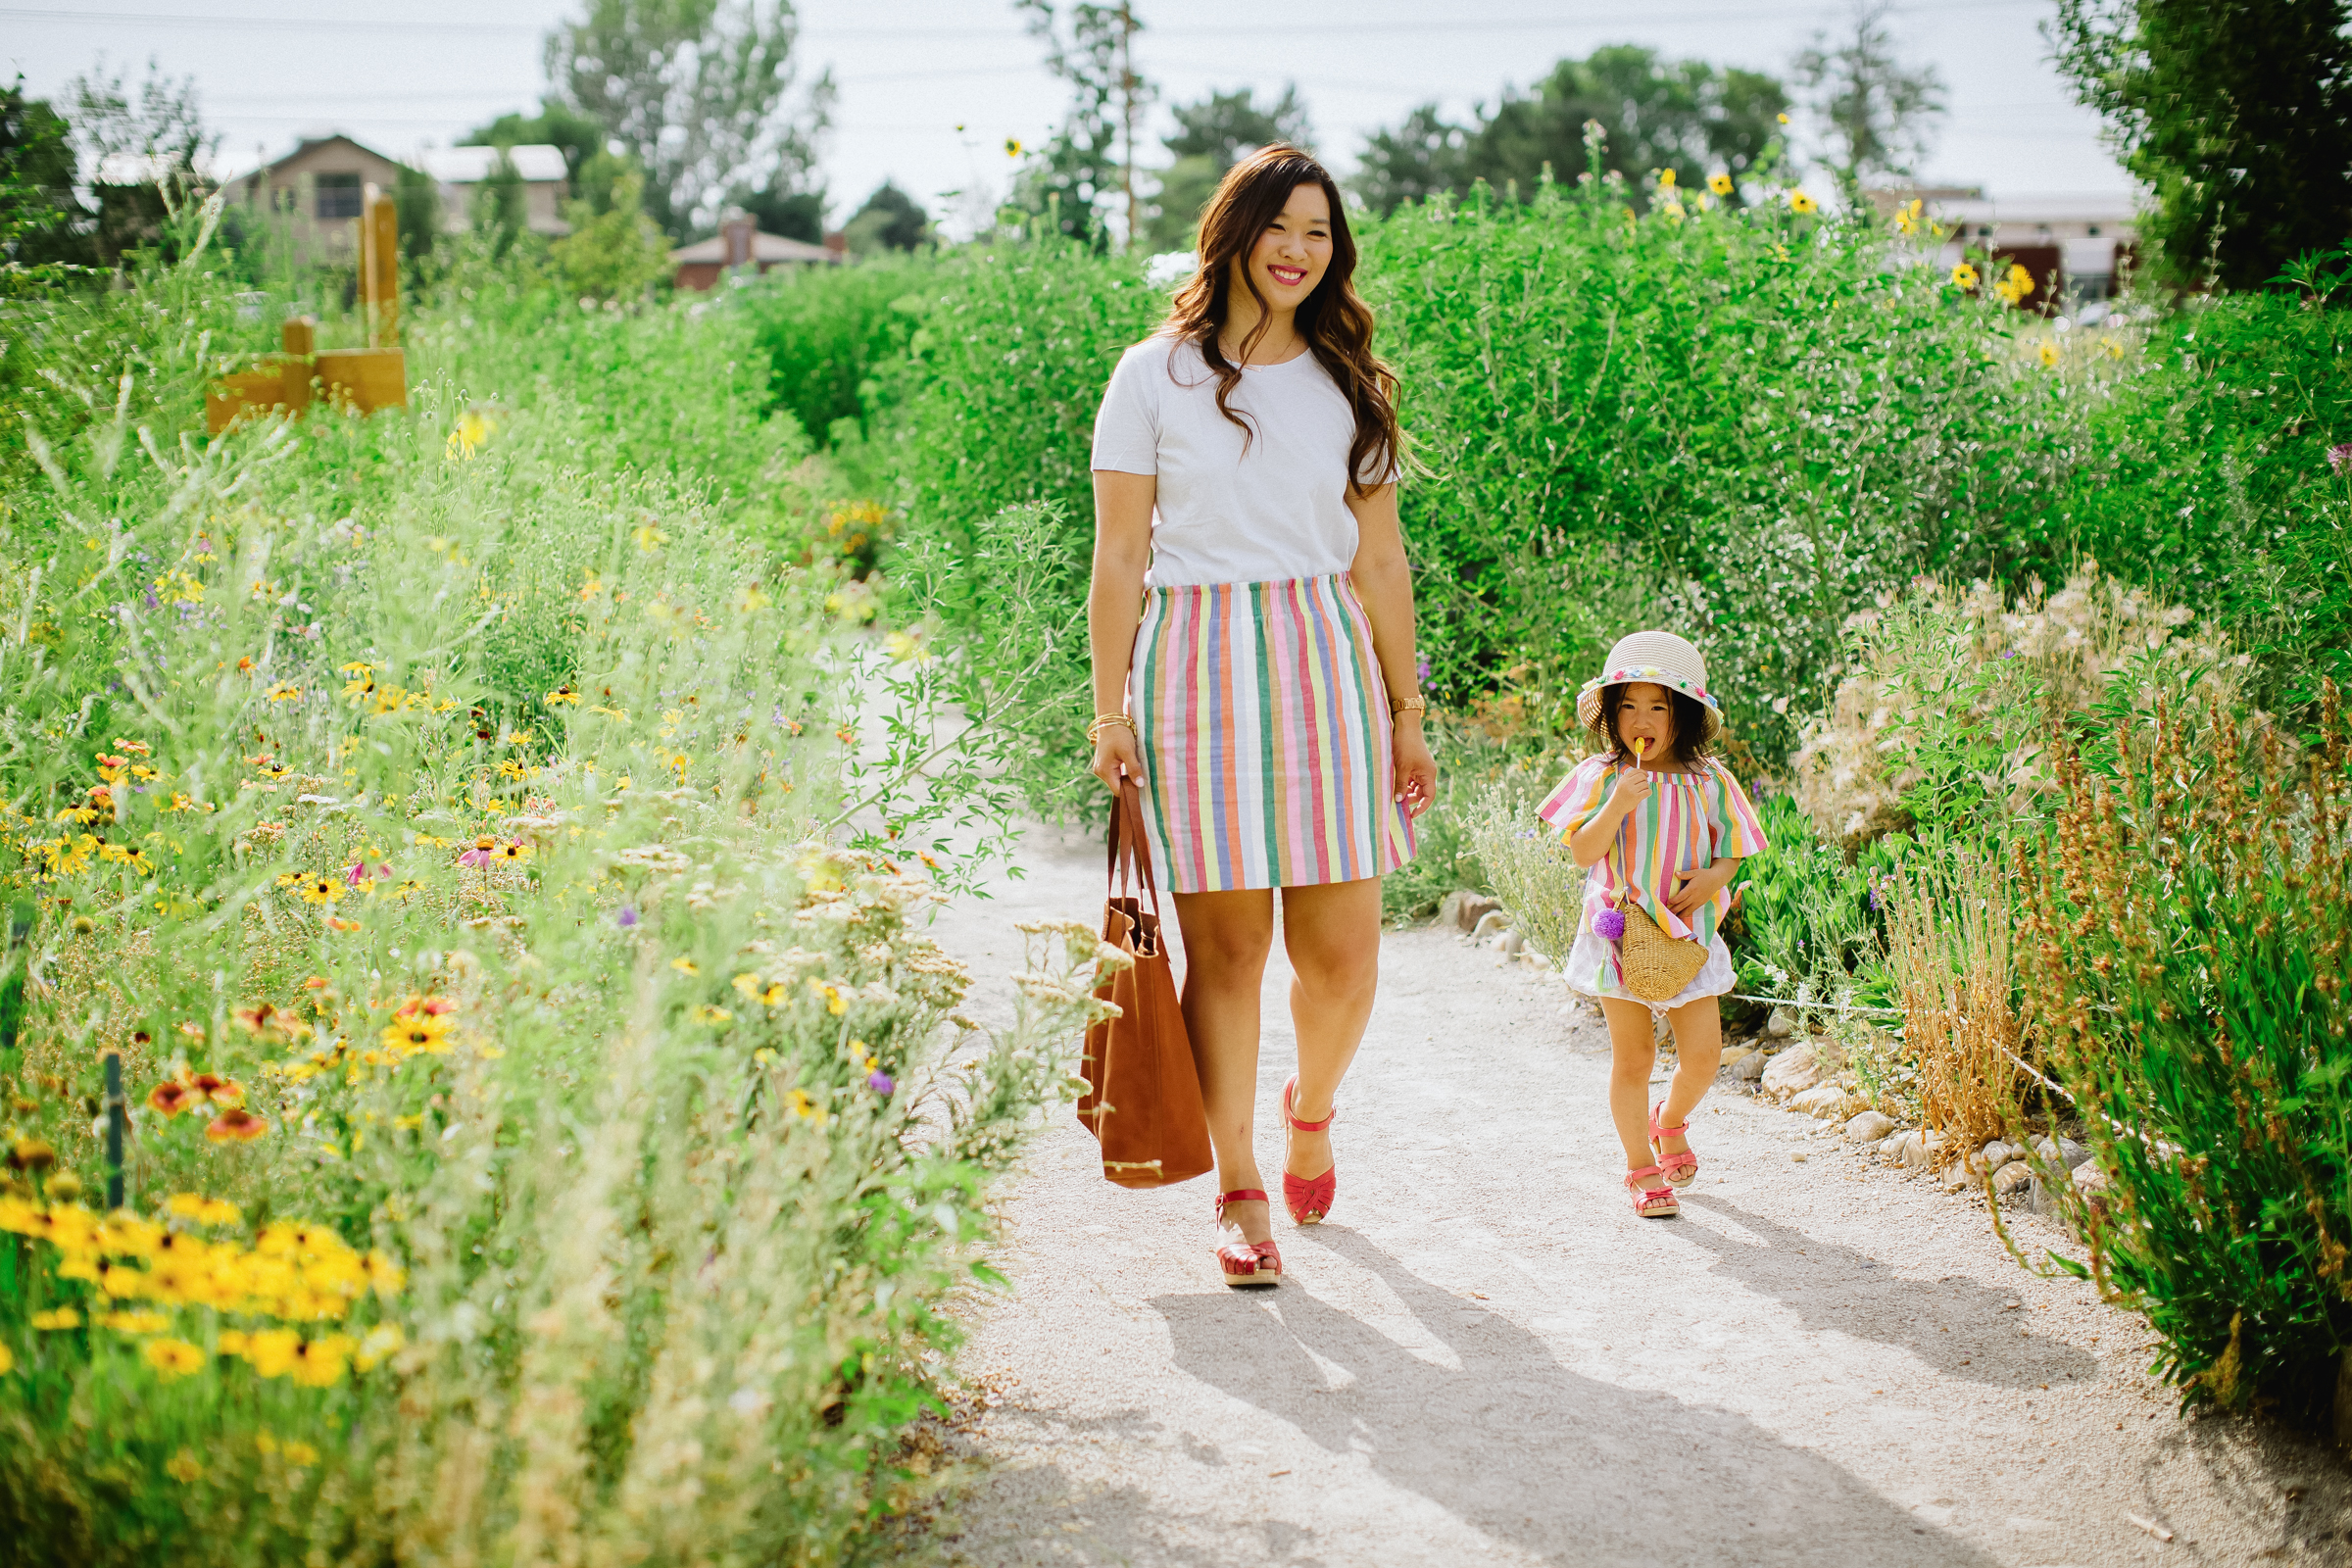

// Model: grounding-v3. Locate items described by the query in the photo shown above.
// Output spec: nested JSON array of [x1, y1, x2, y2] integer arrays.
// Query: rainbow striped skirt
[[1129, 572, 1416, 895]]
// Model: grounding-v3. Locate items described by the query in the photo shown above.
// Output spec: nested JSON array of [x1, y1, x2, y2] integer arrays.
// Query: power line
[[0, 0, 2047, 37]]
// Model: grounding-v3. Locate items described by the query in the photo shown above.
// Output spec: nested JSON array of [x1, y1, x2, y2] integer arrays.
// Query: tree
[[469, 151, 528, 254], [736, 185, 825, 243], [549, 164, 670, 299], [66, 59, 215, 266], [392, 162, 441, 262], [1791, 1, 1946, 194], [2053, 0, 2352, 291], [842, 180, 927, 254], [543, 0, 833, 241], [1, 79, 91, 266], [1011, 2, 1150, 247], [1353, 49, 1788, 216], [464, 100, 608, 187], [1143, 83, 1310, 251], [1354, 105, 1470, 217]]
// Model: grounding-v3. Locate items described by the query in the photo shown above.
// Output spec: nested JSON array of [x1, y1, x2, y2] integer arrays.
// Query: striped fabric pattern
[[1130, 572, 1415, 894], [1536, 755, 1769, 950]]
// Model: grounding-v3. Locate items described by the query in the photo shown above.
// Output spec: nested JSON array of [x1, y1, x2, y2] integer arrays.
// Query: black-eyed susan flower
[[1951, 262, 1980, 290], [671, 956, 700, 975], [1708, 172, 1734, 196], [1788, 190, 1817, 215], [296, 875, 341, 905], [30, 1307, 80, 1330], [690, 1004, 732, 1025]]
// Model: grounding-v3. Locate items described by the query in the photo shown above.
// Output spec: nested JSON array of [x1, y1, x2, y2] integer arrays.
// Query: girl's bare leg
[[1171, 889, 1276, 1244], [1276, 877, 1384, 1183], [1654, 995, 1723, 1164], [1600, 998, 1664, 1171]]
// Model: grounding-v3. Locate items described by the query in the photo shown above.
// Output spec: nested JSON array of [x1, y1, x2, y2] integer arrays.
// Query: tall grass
[[0, 209, 1112, 1561]]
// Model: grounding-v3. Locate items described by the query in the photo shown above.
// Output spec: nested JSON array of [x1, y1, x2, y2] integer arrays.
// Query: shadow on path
[[1670, 1195, 2099, 1389], [1152, 1229, 2000, 1566]]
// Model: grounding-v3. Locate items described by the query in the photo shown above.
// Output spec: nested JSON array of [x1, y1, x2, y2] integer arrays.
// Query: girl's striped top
[[1535, 755, 1768, 948]]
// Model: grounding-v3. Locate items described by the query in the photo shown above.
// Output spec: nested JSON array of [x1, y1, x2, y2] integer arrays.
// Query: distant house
[[421, 144, 570, 236], [1869, 186, 2140, 302], [673, 215, 842, 290], [239, 134, 412, 259]]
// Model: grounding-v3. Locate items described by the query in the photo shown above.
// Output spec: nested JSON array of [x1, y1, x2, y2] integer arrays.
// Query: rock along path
[[922, 822, 2351, 1567]]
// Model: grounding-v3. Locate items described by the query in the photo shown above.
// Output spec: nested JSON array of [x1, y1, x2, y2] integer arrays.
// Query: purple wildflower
[[2329, 442, 2352, 476], [867, 1069, 895, 1096], [345, 860, 392, 885], [615, 905, 638, 928], [1415, 655, 1432, 684]]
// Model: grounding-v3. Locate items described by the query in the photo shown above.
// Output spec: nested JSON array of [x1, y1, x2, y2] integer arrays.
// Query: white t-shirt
[[1090, 333, 1392, 589]]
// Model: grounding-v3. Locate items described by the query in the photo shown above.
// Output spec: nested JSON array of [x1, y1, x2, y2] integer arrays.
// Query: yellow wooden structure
[[207, 187, 408, 434]]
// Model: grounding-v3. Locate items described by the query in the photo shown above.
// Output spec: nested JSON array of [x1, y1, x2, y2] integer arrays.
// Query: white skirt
[[1563, 931, 1736, 1017]]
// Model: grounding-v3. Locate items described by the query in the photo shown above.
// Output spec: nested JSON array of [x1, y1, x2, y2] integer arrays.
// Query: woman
[[1087, 145, 1436, 1289]]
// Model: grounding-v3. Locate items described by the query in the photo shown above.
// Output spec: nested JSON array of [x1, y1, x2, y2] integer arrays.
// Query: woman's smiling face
[[1234, 181, 1333, 312], [1615, 682, 1677, 759]]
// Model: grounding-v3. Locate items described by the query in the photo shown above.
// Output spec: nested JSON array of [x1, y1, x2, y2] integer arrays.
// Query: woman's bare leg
[[1277, 877, 1384, 1183], [1171, 889, 1277, 1244]]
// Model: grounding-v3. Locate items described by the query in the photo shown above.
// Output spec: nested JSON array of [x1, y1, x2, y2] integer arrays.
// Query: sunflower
[[1950, 262, 1980, 291], [1788, 190, 1818, 216], [1708, 172, 1734, 196]]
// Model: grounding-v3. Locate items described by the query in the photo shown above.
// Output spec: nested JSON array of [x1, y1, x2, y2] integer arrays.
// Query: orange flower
[[148, 1082, 196, 1117], [205, 1108, 269, 1143]]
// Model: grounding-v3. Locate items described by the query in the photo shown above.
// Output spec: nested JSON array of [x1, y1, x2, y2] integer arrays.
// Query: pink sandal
[[1649, 1100, 1698, 1188], [1213, 1189, 1283, 1287], [1280, 1075, 1337, 1225], [1625, 1165, 1679, 1217]]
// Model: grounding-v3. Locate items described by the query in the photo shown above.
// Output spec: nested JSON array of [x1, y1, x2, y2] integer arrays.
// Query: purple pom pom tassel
[[1593, 906, 1626, 942]]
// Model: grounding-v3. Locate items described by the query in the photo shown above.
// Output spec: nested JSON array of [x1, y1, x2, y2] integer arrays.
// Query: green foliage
[[843, 181, 929, 256], [1143, 85, 1312, 251], [740, 256, 931, 448], [548, 168, 672, 302], [1727, 793, 1903, 1006], [2038, 292, 2352, 711], [2053, 0, 2352, 291], [1359, 172, 2067, 763], [2020, 691, 2352, 1425], [1355, 47, 1789, 214], [1791, 2, 1948, 192], [462, 99, 607, 188]]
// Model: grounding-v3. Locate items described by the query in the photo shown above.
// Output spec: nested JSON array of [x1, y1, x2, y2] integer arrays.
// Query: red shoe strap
[[1216, 1188, 1269, 1206], [1286, 1105, 1336, 1132]]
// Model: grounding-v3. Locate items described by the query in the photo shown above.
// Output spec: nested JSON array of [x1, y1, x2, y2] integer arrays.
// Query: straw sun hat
[[1575, 630, 1723, 744]]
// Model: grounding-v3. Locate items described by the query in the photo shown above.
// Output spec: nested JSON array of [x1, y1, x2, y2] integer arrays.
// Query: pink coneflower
[[2328, 442, 2352, 476], [345, 860, 392, 885]]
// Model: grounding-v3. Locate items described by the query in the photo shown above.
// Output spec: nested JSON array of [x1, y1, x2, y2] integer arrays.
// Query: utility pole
[[1117, 2, 1139, 248]]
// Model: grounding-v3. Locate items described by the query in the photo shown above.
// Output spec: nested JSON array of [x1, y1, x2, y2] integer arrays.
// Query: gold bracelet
[[1389, 695, 1427, 716], [1087, 713, 1137, 745]]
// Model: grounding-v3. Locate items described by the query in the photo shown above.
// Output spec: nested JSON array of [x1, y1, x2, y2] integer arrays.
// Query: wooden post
[[362, 186, 399, 347]]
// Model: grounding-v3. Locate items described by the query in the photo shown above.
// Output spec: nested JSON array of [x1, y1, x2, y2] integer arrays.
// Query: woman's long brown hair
[[1161, 144, 1400, 495]]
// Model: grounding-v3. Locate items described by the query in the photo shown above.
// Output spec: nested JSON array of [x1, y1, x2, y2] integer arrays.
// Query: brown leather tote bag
[[1077, 781, 1214, 1189]]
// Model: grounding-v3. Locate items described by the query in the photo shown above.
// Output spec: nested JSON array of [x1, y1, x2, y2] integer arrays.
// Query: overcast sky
[[7, 0, 2131, 236]]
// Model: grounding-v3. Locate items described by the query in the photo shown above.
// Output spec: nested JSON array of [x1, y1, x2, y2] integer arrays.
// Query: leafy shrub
[[2045, 292, 2352, 713], [1357, 170, 2083, 762], [2018, 687, 2351, 1424], [1462, 780, 1584, 966], [1726, 792, 1902, 1009], [740, 256, 931, 449]]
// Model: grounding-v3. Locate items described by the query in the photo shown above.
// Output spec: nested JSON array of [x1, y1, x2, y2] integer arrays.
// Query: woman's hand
[[1393, 720, 1438, 819], [1606, 763, 1653, 818], [1091, 723, 1145, 794], [1665, 861, 1736, 919]]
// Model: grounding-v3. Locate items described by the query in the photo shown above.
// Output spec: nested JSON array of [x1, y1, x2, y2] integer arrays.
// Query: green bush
[[2040, 292, 2352, 713], [740, 256, 933, 450]]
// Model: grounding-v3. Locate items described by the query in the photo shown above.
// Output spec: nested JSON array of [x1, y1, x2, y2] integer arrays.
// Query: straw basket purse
[[1602, 803, 1709, 1003]]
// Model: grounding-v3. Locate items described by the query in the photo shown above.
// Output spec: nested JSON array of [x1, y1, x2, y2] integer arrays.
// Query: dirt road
[[921, 822, 2351, 1567]]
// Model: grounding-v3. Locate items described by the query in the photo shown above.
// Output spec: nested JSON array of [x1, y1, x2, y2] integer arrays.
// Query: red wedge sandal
[[1624, 1164, 1680, 1218], [1280, 1075, 1337, 1226], [1648, 1100, 1698, 1187], [1213, 1190, 1282, 1287]]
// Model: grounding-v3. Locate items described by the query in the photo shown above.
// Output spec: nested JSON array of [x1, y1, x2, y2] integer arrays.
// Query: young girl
[[1537, 631, 1768, 1218]]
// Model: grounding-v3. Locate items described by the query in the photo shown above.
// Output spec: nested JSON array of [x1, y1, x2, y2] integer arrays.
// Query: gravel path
[[922, 823, 2352, 1567]]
